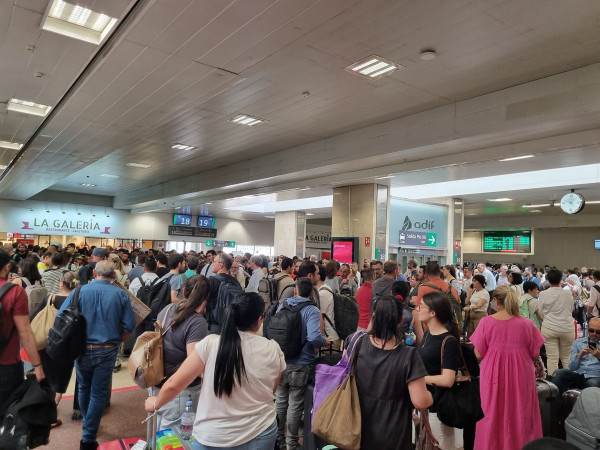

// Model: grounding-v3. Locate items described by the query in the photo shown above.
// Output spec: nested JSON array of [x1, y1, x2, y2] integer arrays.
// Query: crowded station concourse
[[4, 1, 600, 449]]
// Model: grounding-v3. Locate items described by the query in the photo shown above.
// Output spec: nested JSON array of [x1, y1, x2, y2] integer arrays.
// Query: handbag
[[413, 409, 442, 450], [313, 333, 366, 450], [312, 330, 365, 430], [31, 295, 59, 350], [434, 336, 484, 429]]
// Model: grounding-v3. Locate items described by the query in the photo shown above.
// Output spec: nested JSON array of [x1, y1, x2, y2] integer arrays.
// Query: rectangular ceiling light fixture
[[345, 55, 404, 79], [488, 198, 512, 202], [80, 183, 96, 187], [171, 144, 195, 151], [126, 162, 151, 168], [100, 173, 119, 178], [7, 98, 52, 117], [0, 141, 23, 150], [43, 0, 118, 45], [499, 155, 534, 162], [230, 114, 265, 127]]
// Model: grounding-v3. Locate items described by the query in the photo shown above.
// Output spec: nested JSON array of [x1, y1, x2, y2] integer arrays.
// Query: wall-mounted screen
[[595, 240, 600, 250], [173, 214, 192, 226], [197, 216, 216, 228], [331, 237, 359, 264], [483, 230, 532, 253]]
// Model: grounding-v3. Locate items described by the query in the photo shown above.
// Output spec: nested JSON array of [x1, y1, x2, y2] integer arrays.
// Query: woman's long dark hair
[[20, 258, 42, 284], [421, 291, 460, 340], [170, 275, 209, 328], [368, 296, 402, 348], [214, 292, 265, 398]]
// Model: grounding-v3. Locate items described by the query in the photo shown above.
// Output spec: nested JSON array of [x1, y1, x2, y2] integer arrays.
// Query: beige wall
[[464, 229, 600, 268]]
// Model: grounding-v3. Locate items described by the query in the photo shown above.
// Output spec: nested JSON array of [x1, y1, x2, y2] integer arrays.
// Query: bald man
[[551, 317, 600, 394]]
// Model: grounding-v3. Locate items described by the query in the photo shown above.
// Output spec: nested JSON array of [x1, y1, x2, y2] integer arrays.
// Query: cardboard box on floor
[[112, 281, 151, 327]]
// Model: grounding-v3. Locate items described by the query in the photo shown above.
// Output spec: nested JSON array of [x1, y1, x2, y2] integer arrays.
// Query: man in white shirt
[[316, 264, 340, 350], [587, 270, 600, 319], [478, 263, 497, 294], [496, 265, 510, 286], [245, 255, 265, 293], [462, 266, 473, 291], [200, 250, 216, 278], [129, 258, 159, 297]]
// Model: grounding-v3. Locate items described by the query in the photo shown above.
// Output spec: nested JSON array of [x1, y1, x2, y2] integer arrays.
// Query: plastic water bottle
[[180, 400, 195, 440], [405, 327, 416, 346]]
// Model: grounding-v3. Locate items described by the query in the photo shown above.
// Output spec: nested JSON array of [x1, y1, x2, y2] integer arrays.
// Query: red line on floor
[[62, 385, 140, 399]]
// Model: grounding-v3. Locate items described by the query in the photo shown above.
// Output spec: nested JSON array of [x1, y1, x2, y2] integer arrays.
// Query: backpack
[[46, 285, 86, 361], [423, 282, 463, 334], [565, 387, 600, 448], [128, 304, 176, 389], [79, 264, 95, 285], [264, 300, 314, 359], [136, 276, 159, 304], [0, 283, 17, 355], [0, 374, 56, 449], [319, 286, 360, 341], [519, 297, 530, 319], [209, 275, 243, 333], [136, 275, 175, 334], [258, 275, 291, 310], [20, 278, 48, 314]]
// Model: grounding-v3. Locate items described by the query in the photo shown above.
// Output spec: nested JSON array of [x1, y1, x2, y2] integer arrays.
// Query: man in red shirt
[[0, 250, 44, 409], [356, 268, 375, 330], [416, 261, 460, 306]]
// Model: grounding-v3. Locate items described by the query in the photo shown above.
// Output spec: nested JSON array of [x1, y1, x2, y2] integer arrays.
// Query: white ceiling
[[2, 0, 600, 222]]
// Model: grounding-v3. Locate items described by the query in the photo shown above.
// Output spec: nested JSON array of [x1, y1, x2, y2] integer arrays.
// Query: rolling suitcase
[[565, 387, 600, 449], [559, 389, 581, 440], [536, 379, 560, 438], [303, 382, 331, 450]]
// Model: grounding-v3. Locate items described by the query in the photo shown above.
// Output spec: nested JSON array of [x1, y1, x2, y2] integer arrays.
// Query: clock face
[[560, 193, 585, 214]]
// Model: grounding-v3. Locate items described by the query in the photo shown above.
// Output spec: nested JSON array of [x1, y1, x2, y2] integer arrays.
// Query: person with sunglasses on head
[[550, 317, 600, 395]]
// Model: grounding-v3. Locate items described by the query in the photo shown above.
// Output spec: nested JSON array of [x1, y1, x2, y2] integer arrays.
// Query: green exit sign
[[205, 239, 212, 247]]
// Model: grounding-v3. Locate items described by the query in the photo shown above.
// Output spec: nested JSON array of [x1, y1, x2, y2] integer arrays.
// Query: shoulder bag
[[434, 336, 484, 429], [31, 295, 59, 350], [313, 333, 365, 450]]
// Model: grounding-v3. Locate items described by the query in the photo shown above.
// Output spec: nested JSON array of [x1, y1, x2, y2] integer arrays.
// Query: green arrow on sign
[[206, 239, 213, 247], [427, 233, 437, 247]]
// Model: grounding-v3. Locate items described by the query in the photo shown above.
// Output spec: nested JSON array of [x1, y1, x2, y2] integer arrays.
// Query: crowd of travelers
[[1, 240, 599, 449]]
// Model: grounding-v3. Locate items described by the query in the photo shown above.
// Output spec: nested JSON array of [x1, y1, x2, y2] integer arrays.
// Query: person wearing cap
[[78, 248, 107, 285], [75, 254, 87, 268]]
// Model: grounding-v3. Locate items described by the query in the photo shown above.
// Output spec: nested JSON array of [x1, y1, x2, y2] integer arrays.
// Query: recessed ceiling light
[[499, 155, 534, 162], [80, 183, 96, 187], [7, 98, 52, 117], [205, 202, 213, 205], [126, 163, 151, 168], [0, 141, 23, 150], [522, 204, 551, 208], [420, 50, 437, 61], [100, 173, 119, 178], [306, 213, 315, 216], [230, 114, 265, 127], [43, 0, 117, 45], [376, 175, 394, 180], [345, 55, 404, 79], [488, 198, 512, 202], [171, 143, 195, 151]]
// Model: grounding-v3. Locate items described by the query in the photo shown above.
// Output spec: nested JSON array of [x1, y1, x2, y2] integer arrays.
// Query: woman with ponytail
[[148, 275, 210, 430], [470, 285, 545, 450], [391, 280, 423, 345], [416, 290, 466, 449], [145, 292, 285, 449]]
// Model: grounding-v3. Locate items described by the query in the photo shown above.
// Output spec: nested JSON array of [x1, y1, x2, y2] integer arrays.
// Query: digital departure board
[[173, 214, 192, 226], [197, 216, 215, 227], [483, 230, 532, 253]]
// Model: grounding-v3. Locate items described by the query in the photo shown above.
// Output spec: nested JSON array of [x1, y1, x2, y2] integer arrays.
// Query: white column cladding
[[274, 211, 306, 258]]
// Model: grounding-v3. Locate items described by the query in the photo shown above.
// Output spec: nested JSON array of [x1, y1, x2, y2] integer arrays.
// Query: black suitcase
[[537, 379, 560, 438], [302, 382, 331, 450], [559, 389, 581, 440]]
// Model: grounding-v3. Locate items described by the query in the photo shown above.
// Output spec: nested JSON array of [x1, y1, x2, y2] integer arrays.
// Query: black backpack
[[208, 275, 243, 333], [0, 374, 56, 449], [46, 285, 86, 362], [318, 286, 360, 341], [136, 275, 175, 334], [136, 276, 159, 305], [0, 283, 17, 355], [264, 300, 314, 359]]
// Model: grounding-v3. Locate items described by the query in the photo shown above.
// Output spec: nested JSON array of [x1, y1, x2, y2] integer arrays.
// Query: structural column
[[274, 211, 306, 258], [331, 184, 389, 263]]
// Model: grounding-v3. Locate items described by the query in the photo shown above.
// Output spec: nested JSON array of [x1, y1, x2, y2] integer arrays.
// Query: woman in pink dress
[[470, 285, 545, 450]]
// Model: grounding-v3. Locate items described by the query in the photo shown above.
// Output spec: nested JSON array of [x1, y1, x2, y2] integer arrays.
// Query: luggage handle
[[143, 388, 158, 450]]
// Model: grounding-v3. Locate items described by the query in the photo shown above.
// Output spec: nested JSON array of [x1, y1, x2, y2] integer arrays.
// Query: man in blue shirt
[[275, 277, 327, 450], [59, 260, 136, 450], [551, 317, 600, 394]]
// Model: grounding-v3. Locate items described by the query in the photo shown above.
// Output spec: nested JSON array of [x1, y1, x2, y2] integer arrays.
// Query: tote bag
[[30, 295, 59, 350], [312, 330, 365, 430], [313, 334, 366, 450]]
